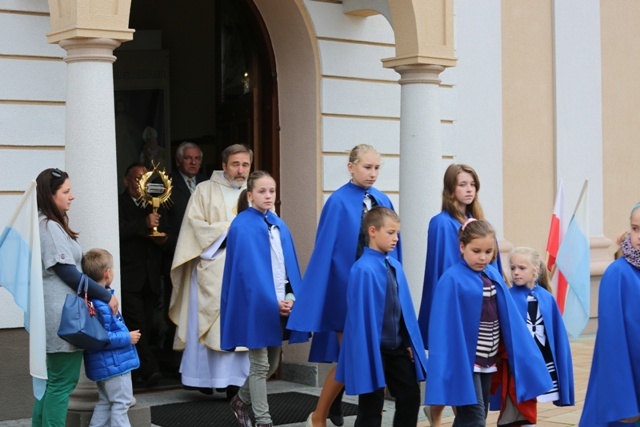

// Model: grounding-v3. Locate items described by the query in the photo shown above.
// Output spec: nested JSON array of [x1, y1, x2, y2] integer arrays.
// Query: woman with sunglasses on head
[[32, 168, 119, 427]]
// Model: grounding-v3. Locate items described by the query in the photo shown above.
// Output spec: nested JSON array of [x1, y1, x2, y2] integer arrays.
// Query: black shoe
[[146, 371, 163, 387], [328, 387, 345, 426], [183, 385, 214, 395], [328, 411, 344, 427]]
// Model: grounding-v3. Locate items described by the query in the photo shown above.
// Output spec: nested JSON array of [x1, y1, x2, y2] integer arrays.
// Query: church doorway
[[113, 0, 279, 188], [112, 0, 280, 389]]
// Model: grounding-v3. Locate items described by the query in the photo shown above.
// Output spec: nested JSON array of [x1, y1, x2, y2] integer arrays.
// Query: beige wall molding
[[343, 0, 392, 22], [344, 0, 455, 68], [590, 236, 613, 276], [395, 64, 444, 85], [383, 0, 456, 69], [59, 38, 121, 63], [46, 0, 134, 43]]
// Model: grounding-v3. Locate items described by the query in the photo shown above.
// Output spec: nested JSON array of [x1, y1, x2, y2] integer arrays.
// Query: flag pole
[[7, 181, 37, 226], [569, 180, 589, 219]]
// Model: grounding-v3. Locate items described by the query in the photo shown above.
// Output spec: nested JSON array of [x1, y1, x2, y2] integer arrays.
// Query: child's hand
[[130, 330, 141, 344], [108, 295, 119, 315], [407, 347, 414, 363], [279, 300, 294, 317]]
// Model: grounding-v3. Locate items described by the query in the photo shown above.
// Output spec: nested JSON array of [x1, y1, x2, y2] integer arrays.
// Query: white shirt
[[268, 224, 287, 301]]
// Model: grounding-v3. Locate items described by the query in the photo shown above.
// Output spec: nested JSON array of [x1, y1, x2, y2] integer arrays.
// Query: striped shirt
[[474, 274, 500, 372]]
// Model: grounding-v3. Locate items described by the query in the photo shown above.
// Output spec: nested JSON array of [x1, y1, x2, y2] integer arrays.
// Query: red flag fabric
[[546, 182, 568, 313]]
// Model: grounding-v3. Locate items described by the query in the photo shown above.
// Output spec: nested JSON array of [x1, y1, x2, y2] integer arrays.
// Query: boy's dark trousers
[[355, 346, 421, 427]]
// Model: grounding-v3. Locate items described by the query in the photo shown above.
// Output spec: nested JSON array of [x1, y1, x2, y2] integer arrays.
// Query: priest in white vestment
[[169, 144, 253, 397]]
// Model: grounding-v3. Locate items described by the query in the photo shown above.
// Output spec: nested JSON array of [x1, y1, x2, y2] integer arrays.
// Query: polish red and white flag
[[546, 181, 568, 313]]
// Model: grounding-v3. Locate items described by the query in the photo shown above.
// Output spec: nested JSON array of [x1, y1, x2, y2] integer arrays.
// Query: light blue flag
[[556, 181, 590, 338], [0, 181, 47, 399]]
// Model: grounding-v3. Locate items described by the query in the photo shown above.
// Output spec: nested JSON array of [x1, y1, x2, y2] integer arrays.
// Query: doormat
[[151, 391, 358, 426]]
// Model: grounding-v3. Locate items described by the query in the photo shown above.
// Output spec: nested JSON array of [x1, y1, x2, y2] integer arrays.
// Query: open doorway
[[114, 0, 279, 185], [112, 0, 280, 389]]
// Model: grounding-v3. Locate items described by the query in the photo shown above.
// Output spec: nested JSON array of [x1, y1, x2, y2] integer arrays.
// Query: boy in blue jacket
[[82, 248, 140, 427], [336, 207, 427, 426]]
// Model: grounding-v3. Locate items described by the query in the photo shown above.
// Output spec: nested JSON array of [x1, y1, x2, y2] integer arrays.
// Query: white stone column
[[60, 38, 122, 282], [553, 0, 611, 332], [59, 38, 122, 423], [395, 64, 444, 307]]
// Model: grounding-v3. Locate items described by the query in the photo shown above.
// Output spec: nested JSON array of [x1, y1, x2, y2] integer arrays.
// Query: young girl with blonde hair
[[287, 145, 401, 427], [497, 247, 574, 426]]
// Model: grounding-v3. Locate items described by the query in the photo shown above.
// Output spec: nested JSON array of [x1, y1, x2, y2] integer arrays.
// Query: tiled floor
[[0, 335, 595, 427]]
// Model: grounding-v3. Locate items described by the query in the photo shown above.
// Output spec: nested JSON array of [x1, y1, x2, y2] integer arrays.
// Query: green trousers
[[32, 351, 82, 427]]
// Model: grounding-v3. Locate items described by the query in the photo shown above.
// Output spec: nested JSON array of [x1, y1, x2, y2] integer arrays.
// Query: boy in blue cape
[[336, 207, 427, 426]]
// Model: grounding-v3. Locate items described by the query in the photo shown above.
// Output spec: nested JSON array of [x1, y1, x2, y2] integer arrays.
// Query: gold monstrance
[[136, 162, 173, 237]]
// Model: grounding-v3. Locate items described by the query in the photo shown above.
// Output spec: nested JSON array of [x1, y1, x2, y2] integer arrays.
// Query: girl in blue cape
[[286, 144, 401, 427], [221, 171, 308, 427], [336, 207, 427, 426], [497, 247, 574, 426], [417, 164, 502, 426], [579, 203, 640, 426], [425, 219, 552, 426]]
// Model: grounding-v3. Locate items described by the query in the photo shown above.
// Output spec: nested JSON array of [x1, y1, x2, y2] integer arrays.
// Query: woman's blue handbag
[[57, 274, 110, 350]]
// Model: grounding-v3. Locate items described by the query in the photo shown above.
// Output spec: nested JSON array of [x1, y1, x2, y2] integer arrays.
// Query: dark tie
[[356, 192, 378, 259], [381, 259, 402, 349], [528, 291, 538, 333]]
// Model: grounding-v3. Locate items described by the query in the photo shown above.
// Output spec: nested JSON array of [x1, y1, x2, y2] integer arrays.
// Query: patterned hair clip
[[461, 217, 478, 231]]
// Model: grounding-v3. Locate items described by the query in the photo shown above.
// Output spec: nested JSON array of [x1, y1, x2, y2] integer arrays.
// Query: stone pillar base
[[66, 404, 151, 427]]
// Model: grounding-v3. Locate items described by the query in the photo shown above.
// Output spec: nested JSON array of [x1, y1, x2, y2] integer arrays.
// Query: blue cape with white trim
[[509, 284, 574, 406], [220, 207, 308, 350]]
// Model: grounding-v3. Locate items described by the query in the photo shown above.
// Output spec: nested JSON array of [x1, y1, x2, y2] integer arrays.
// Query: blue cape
[[579, 258, 640, 426], [418, 211, 503, 349], [288, 182, 400, 362], [220, 207, 308, 350], [509, 284, 574, 406], [307, 331, 341, 363], [425, 260, 552, 406], [336, 248, 427, 395]]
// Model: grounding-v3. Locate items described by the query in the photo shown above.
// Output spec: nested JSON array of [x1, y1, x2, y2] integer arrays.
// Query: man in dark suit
[[167, 142, 206, 242], [162, 142, 206, 372], [118, 162, 169, 386]]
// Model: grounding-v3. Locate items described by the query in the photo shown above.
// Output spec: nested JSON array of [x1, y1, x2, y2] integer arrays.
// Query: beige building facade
[[0, 0, 638, 420]]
